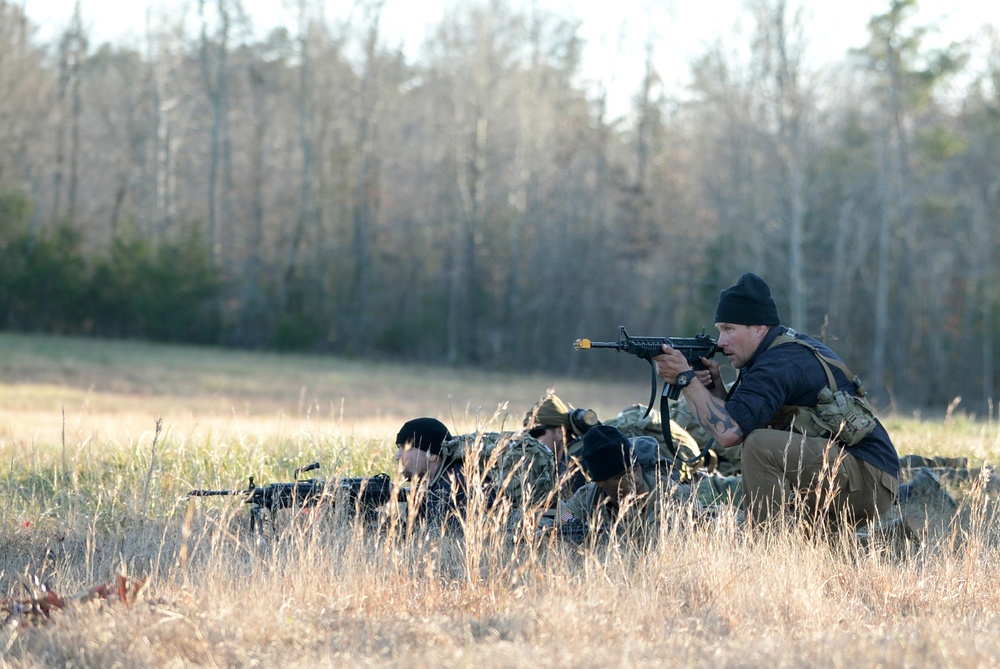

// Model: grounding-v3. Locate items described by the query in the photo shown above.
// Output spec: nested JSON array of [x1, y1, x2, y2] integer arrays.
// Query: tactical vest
[[564, 468, 663, 529], [764, 330, 878, 446]]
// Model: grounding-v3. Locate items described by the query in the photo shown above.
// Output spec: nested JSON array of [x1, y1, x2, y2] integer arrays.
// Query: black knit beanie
[[714, 273, 780, 326], [395, 418, 451, 455], [580, 425, 634, 482]]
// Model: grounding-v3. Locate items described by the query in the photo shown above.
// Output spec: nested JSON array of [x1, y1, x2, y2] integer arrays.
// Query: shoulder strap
[[767, 329, 868, 397], [431, 434, 472, 488]]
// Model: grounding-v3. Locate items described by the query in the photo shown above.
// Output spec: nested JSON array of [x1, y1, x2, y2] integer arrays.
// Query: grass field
[[0, 332, 999, 668]]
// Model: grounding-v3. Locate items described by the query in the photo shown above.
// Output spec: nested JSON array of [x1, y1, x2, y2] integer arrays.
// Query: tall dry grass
[[0, 333, 999, 667]]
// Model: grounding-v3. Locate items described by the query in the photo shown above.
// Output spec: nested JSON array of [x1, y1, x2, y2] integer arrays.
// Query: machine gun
[[188, 462, 395, 532], [574, 326, 722, 465]]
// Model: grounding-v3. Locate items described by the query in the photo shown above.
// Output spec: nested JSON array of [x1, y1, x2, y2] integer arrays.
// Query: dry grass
[[0, 332, 999, 668]]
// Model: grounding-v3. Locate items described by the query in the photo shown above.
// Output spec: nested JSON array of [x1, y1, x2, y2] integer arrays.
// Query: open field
[[1, 333, 999, 668]]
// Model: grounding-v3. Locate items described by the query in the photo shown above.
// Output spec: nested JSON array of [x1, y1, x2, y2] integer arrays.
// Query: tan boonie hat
[[524, 392, 571, 427]]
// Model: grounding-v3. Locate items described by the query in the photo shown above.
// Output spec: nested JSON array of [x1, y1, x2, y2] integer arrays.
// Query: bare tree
[[199, 0, 234, 267], [855, 0, 966, 396], [53, 0, 87, 226], [750, 0, 809, 329], [346, 0, 387, 334], [429, 1, 521, 364], [0, 1, 49, 236]]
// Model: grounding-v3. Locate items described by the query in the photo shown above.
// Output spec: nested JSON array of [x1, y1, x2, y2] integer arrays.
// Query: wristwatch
[[674, 370, 696, 387]]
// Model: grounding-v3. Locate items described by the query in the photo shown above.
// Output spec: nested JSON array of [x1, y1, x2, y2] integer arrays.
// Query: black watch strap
[[675, 370, 696, 387]]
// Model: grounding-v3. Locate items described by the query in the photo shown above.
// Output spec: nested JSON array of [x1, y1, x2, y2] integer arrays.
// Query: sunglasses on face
[[528, 425, 560, 439]]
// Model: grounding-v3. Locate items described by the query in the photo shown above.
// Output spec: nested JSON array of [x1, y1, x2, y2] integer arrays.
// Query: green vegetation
[[0, 192, 220, 343]]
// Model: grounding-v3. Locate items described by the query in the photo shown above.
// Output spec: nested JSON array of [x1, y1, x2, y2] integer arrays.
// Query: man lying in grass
[[549, 425, 694, 545], [393, 418, 465, 526], [392, 416, 557, 531]]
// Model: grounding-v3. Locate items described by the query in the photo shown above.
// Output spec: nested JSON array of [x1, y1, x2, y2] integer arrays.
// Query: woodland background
[[0, 0, 997, 413]]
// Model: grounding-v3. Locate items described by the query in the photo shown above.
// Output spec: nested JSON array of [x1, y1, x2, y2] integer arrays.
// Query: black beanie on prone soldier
[[579, 425, 634, 482], [395, 418, 452, 455]]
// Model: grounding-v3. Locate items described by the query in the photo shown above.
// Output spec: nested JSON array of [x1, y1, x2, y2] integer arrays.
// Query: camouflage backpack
[[439, 431, 556, 509]]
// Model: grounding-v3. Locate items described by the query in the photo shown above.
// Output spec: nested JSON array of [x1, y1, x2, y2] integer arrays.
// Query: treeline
[[0, 191, 218, 342], [0, 0, 997, 412]]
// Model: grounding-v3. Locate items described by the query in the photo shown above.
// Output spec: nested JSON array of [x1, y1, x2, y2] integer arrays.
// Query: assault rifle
[[574, 326, 722, 465], [555, 518, 591, 545], [188, 462, 395, 532]]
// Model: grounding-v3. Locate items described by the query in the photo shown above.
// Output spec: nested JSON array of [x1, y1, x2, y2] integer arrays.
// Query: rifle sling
[[767, 329, 867, 396], [659, 391, 712, 471]]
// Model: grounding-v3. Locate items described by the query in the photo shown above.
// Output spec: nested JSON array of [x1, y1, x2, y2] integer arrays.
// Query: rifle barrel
[[188, 489, 241, 497], [574, 338, 620, 350]]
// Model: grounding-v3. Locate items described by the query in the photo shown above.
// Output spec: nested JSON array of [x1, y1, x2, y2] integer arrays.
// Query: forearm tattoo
[[694, 396, 743, 443]]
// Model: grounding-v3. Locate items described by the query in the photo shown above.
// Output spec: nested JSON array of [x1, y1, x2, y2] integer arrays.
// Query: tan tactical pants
[[741, 429, 898, 528]]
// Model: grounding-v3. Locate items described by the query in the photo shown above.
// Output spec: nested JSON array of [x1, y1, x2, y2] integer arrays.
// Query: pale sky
[[22, 0, 996, 116]]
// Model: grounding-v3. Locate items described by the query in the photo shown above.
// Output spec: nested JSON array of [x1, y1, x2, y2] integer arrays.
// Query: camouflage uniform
[[395, 421, 555, 532], [439, 431, 556, 511], [602, 403, 702, 470], [524, 392, 598, 496], [604, 404, 744, 508], [551, 427, 710, 546], [557, 468, 690, 546], [693, 471, 744, 508]]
